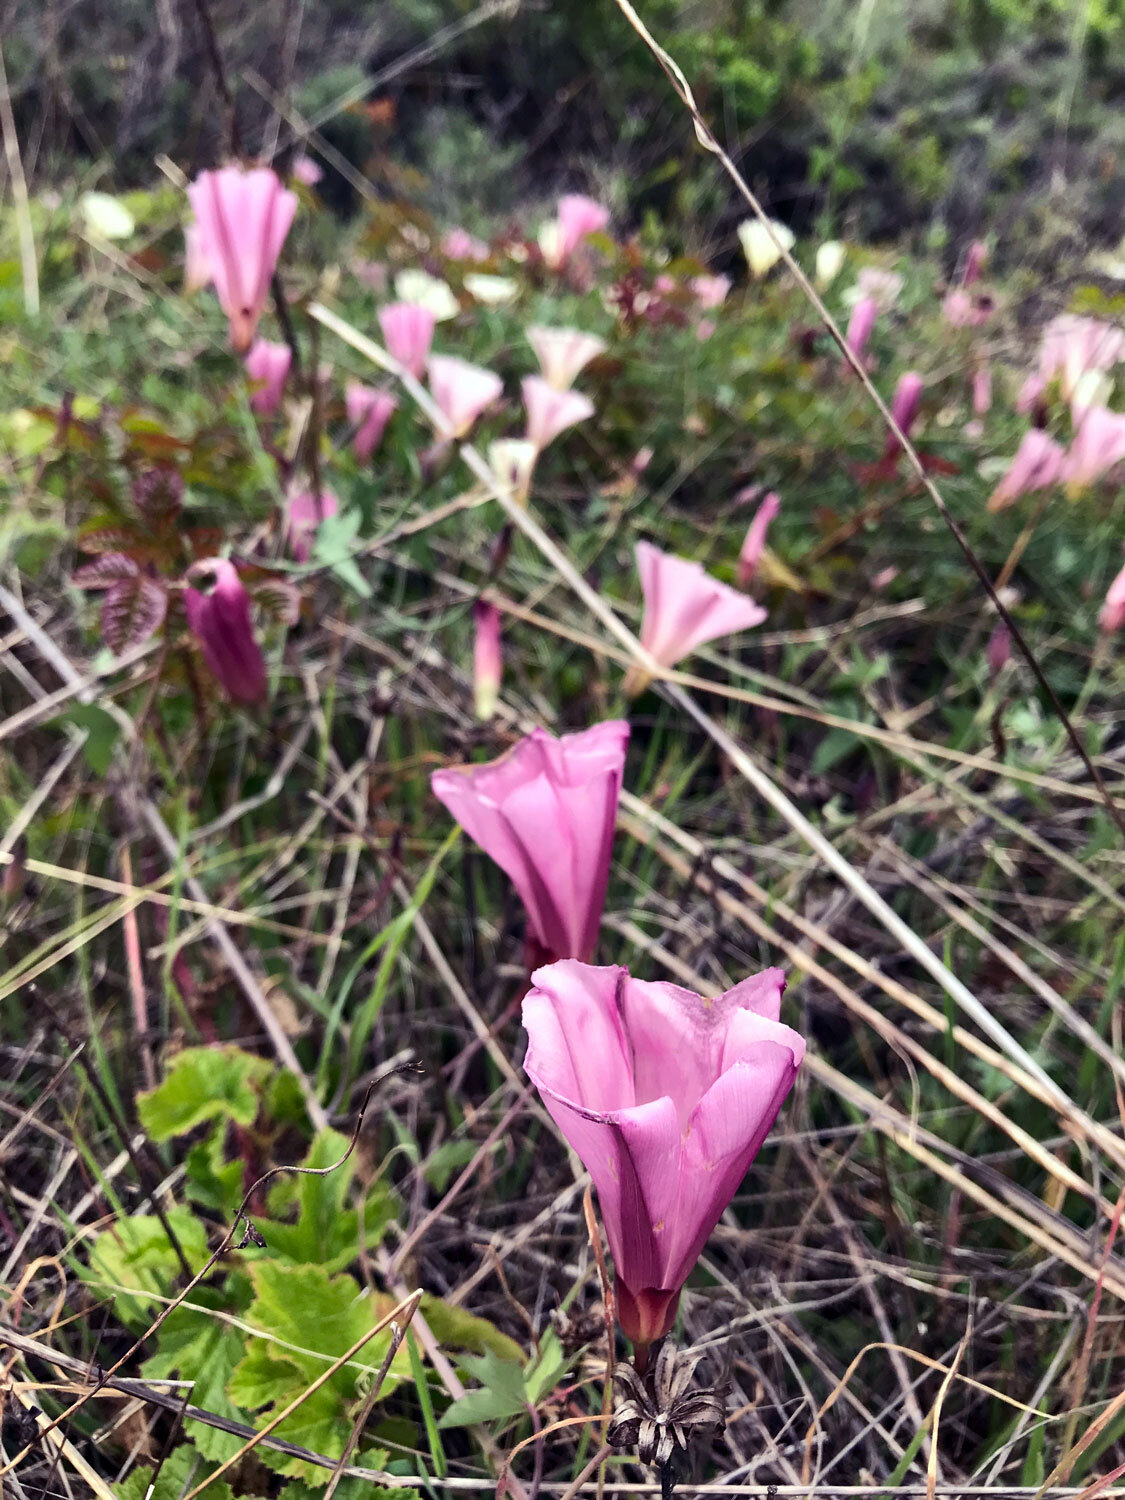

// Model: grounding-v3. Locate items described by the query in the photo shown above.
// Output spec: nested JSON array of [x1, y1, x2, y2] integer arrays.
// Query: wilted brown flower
[[608, 1341, 727, 1470]]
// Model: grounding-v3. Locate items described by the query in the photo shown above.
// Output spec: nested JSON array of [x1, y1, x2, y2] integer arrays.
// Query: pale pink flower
[[522, 959, 804, 1352], [378, 303, 436, 379], [738, 492, 780, 588], [852, 267, 903, 310], [845, 296, 878, 360], [882, 372, 925, 457], [183, 221, 211, 294], [653, 273, 676, 296], [691, 274, 731, 311], [696, 318, 716, 342], [1099, 560, 1125, 633], [1062, 405, 1125, 490], [541, 194, 610, 269], [526, 326, 607, 390], [187, 166, 297, 351], [244, 338, 291, 415], [972, 363, 992, 416], [291, 154, 322, 186], [184, 559, 267, 703], [431, 721, 630, 964], [345, 381, 397, 461], [1038, 315, 1125, 401], [442, 227, 490, 262], [473, 600, 502, 720], [522, 376, 595, 451], [632, 541, 766, 688], [942, 288, 991, 328], [1016, 373, 1047, 413], [285, 487, 339, 563], [987, 429, 1066, 511], [871, 566, 898, 591], [428, 355, 503, 437]]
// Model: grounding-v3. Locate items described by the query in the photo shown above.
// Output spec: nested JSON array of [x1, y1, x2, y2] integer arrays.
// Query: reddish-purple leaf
[[101, 576, 167, 654], [79, 525, 146, 555], [71, 553, 140, 589], [132, 466, 184, 528], [185, 527, 225, 559]]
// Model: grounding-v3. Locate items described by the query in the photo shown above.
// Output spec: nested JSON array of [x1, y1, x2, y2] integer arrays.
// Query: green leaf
[[419, 1294, 525, 1364], [251, 1128, 398, 1272], [142, 1284, 252, 1462], [138, 1046, 272, 1141], [184, 1126, 245, 1217], [524, 1328, 568, 1404], [82, 1209, 210, 1327], [113, 1444, 234, 1500], [810, 726, 861, 775], [55, 704, 120, 776], [438, 1348, 528, 1430], [228, 1262, 408, 1481]]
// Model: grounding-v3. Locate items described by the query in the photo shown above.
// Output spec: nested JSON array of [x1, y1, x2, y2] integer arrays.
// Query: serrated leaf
[[102, 575, 167, 653], [419, 1295, 525, 1365], [253, 1128, 398, 1272], [138, 1046, 272, 1141], [132, 466, 184, 527], [142, 1285, 252, 1462], [523, 1328, 568, 1404], [253, 578, 302, 626], [72, 552, 140, 587], [184, 1126, 245, 1216], [82, 1209, 210, 1328], [113, 1444, 235, 1500], [437, 1348, 528, 1429], [229, 1263, 408, 1480], [276, 1469, 395, 1500], [79, 524, 146, 555]]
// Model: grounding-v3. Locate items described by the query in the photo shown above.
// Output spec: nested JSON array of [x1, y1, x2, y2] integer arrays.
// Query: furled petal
[[882, 372, 924, 457], [1099, 559, 1125, 633], [522, 376, 595, 451], [814, 241, 846, 288], [987, 429, 1065, 511], [845, 297, 878, 360], [488, 439, 538, 506], [738, 492, 780, 588], [244, 338, 291, 414], [737, 218, 794, 278], [527, 326, 607, 390], [184, 559, 267, 703], [473, 600, 502, 720], [637, 540, 766, 669], [345, 381, 397, 460]]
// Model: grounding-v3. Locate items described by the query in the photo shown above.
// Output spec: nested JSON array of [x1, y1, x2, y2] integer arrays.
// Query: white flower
[[464, 274, 519, 307], [81, 192, 135, 241], [815, 240, 846, 288], [394, 269, 460, 322], [737, 218, 794, 278]]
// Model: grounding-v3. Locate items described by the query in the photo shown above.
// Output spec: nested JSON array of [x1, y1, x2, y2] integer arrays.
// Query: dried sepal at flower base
[[609, 1341, 727, 1483]]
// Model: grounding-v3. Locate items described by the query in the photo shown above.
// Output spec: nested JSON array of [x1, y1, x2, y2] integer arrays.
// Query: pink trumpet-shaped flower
[[429, 355, 503, 437], [631, 541, 766, 691], [184, 221, 211, 294], [556, 194, 610, 261], [291, 154, 322, 186], [738, 492, 780, 588], [526, 326, 606, 390], [882, 372, 925, 458], [244, 338, 291, 414], [1038, 315, 1125, 401], [522, 959, 804, 1352], [1099, 560, 1125, 633], [187, 166, 297, 352], [285, 487, 339, 562], [845, 296, 878, 361], [1017, 373, 1047, 413], [473, 600, 502, 719], [853, 267, 903, 310], [345, 381, 397, 461], [522, 376, 595, 451], [379, 302, 436, 380], [431, 721, 630, 964], [184, 559, 267, 704], [442, 227, 490, 262], [942, 288, 991, 328], [987, 429, 1065, 511], [1062, 405, 1125, 491], [972, 363, 992, 416], [690, 275, 731, 311]]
